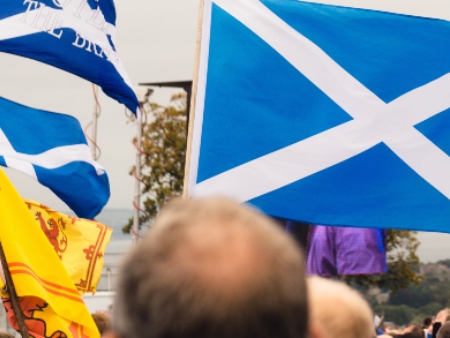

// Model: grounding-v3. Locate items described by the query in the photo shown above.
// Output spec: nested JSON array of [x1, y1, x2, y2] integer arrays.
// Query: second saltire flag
[[0, 96, 109, 220]]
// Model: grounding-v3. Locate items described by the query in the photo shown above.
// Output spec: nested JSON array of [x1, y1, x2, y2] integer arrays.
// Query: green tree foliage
[[389, 275, 450, 309], [123, 93, 187, 233], [124, 92, 422, 295], [344, 230, 422, 294]]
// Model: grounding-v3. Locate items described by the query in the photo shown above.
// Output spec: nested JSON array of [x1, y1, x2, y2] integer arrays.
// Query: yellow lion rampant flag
[[0, 168, 101, 338], [25, 200, 112, 294]]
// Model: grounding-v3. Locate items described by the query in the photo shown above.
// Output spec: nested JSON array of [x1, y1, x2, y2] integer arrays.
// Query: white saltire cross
[[193, 0, 450, 201], [0, 128, 106, 178]]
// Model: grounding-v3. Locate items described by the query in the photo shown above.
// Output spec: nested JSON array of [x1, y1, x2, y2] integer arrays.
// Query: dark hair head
[[113, 197, 308, 338], [423, 317, 433, 327]]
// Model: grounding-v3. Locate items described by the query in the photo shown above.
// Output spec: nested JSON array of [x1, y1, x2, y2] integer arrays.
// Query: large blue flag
[[0, 96, 109, 219], [0, 0, 140, 116], [186, 0, 450, 233]]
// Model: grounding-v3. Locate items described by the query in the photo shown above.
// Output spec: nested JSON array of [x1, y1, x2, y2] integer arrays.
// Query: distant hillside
[[420, 260, 450, 281], [367, 259, 450, 326]]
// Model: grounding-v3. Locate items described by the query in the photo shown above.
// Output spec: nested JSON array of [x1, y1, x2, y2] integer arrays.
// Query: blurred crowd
[[104, 197, 450, 338], [8, 196, 447, 338], [377, 309, 450, 338]]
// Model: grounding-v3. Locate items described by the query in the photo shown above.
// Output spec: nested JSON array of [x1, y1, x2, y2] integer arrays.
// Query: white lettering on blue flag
[[0, 0, 140, 116]]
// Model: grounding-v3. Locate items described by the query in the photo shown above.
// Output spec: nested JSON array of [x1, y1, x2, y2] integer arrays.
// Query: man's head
[[111, 197, 308, 338], [307, 276, 374, 338], [437, 321, 450, 338]]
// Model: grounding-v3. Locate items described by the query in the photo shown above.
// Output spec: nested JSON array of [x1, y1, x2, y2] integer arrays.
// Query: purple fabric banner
[[305, 225, 387, 276]]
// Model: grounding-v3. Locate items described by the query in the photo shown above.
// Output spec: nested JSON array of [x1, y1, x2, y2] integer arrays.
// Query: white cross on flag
[[186, 0, 450, 232]]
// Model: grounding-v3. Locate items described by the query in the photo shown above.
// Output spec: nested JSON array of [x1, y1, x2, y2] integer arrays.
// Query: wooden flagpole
[[182, 0, 205, 198], [0, 242, 29, 337]]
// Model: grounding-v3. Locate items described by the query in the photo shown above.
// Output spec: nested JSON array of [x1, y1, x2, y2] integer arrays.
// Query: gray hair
[[113, 197, 308, 338]]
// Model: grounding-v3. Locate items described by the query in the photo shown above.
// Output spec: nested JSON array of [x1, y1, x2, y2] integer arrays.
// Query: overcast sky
[[1, 0, 450, 261]]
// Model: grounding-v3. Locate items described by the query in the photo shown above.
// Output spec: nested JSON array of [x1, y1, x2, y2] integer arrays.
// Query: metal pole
[[133, 113, 142, 244], [107, 268, 111, 291], [132, 87, 153, 243]]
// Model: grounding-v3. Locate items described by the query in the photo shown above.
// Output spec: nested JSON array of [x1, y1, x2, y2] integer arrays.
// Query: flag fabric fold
[[187, 0, 450, 232], [0, 96, 109, 219], [25, 200, 113, 294], [0, 168, 99, 338], [0, 0, 140, 116]]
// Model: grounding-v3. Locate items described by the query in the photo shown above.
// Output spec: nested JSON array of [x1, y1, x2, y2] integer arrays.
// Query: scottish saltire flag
[[186, 0, 450, 232], [0, 97, 109, 219], [306, 226, 387, 276], [0, 0, 140, 116]]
